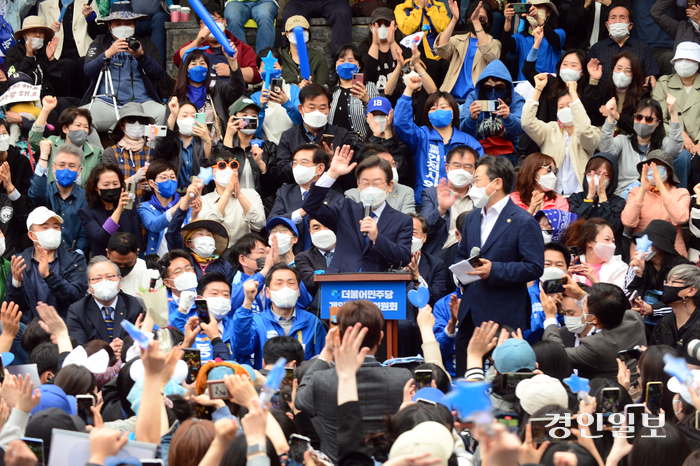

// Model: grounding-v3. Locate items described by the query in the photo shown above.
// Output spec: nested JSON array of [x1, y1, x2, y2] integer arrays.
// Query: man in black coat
[[295, 217, 336, 298]]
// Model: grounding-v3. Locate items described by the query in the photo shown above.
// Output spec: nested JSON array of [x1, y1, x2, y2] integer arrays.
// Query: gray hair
[[54, 143, 84, 167], [667, 264, 700, 306], [86, 255, 120, 281]]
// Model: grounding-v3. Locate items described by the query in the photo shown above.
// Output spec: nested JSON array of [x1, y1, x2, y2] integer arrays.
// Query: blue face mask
[[188, 65, 208, 83], [156, 179, 178, 198], [428, 109, 453, 128], [485, 89, 507, 101], [261, 69, 282, 81], [337, 63, 359, 80], [647, 165, 668, 183], [55, 168, 79, 188]]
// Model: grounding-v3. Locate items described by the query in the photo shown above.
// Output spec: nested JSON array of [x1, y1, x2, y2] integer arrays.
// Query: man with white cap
[[6, 206, 88, 323], [653, 42, 700, 156]]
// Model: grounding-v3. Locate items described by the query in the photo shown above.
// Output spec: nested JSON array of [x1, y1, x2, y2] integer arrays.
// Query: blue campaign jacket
[[230, 270, 314, 314], [231, 303, 327, 369], [524, 280, 566, 344], [138, 199, 191, 256], [393, 94, 484, 205], [432, 289, 460, 376]]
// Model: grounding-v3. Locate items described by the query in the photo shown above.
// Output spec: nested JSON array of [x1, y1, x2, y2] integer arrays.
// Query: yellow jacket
[[394, 0, 450, 61], [434, 32, 501, 93]]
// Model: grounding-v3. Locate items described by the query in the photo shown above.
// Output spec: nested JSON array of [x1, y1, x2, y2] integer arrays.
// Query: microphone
[[362, 200, 373, 237], [470, 247, 481, 257]]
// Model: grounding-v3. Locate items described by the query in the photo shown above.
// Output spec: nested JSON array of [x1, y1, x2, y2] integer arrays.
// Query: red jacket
[[173, 29, 261, 84]]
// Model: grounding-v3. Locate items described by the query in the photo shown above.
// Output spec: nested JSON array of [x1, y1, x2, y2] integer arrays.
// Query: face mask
[[28, 37, 44, 50], [119, 264, 135, 277], [0, 135, 10, 152], [173, 271, 198, 291], [178, 118, 195, 137], [645, 249, 657, 261], [33, 229, 62, 250], [68, 129, 88, 147], [469, 180, 494, 208], [542, 230, 553, 244], [99, 187, 122, 204], [207, 296, 231, 319], [411, 237, 423, 254], [377, 25, 389, 40], [447, 169, 473, 189], [674, 59, 699, 78], [403, 70, 421, 88], [269, 286, 299, 308], [564, 315, 587, 334], [303, 110, 328, 129], [337, 63, 359, 80], [92, 279, 119, 301], [288, 30, 309, 44], [192, 236, 216, 258], [293, 164, 317, 186], [392, 167, 399, 183], [271, 233, 293, 255], [661, 285, 687, 305], [124, 122, 144, 139], [253, 256, 266, 272], [485, 88, 507, 101], [112, 26, 135, 40], [0, 237, 5, 256], [215, 167, 234, 187], [541, 266, 565, 283], [360, 186, 388, 208], [538, 172, 558, 192], [156, 179, 178, 198], [557, 107, 573, 126], [311, 230, 336, 250], [55, 168, 79, 188], [526, 15, 540, 28], [586, 174, 610, 192], [612, 71, 633, 88], [428, 109, 453, 128], [374, 114, 387, 134], [592, 242, 615, 262], [647, 165, 667, 183], [188, 65, 208, 83], [208, 22, 226, 38], [559, 68, 582, 83], [608, 22, 630, 40]]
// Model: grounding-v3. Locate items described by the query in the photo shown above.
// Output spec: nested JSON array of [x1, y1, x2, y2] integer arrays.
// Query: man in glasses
[[159, 249, 200, 326], [66, 256, 142, 346]]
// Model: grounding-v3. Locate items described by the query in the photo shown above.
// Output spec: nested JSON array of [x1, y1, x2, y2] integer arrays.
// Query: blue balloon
[[188, 0, 236, 57], [408, 286, 430, 308], [293, 26, 311, 81], [444, 381, 492, 421]]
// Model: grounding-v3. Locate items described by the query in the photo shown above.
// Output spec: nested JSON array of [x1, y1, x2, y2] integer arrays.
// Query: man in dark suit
[[301, 148, 412, 273], [295, 299, 411, 463], [434, 211, 469, 271], [454, 156, 544, 376], [66, 256, 143, 346], [295, 218, 336, 297], [269, 144, 344, 253]]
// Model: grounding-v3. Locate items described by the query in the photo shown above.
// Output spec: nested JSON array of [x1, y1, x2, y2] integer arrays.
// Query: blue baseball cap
[[266, 217, 299, 236], [367, 97, 392, 115], [492, 339, 536, 374]]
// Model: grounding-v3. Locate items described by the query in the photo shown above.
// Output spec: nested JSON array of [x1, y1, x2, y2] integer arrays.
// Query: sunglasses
[[634, 114, 657, 124], [482, 83, 507, 93], [213, 160, 240, 171], [541, 165, 559, 175]]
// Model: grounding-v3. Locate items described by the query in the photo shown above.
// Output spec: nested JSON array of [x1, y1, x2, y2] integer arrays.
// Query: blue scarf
[[187, 84, 207, 111], [149, 192, 180, 213]]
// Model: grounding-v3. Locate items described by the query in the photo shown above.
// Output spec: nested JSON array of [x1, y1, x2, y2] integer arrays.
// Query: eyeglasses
[[482, 83, 507, 93], [54, 163, 80, 171], [213, 160, 240, 171], [171, 265, 195, 276], [358, 180, 388, 189], [291, 159, 314, 168], [449, 162, 474, 171], [634, 114, 657, 124], [89, 274, 119, 284], [541, 165, 559, 175]]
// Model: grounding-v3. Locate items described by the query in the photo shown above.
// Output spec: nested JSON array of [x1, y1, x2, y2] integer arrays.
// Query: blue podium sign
[[318, 279, 407, 320]]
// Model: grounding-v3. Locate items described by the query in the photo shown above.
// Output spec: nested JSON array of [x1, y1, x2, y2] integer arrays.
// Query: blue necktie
[[302, 190, 312, 250], [103, 307, 114, 341], [325, 251, 333, 267]]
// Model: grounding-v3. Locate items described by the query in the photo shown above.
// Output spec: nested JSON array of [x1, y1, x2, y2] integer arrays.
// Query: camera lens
[[127, 37, 141, 51]]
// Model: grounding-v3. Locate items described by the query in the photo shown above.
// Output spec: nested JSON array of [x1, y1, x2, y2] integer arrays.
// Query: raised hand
[[667, 93, 677, 115], [534, 73, 548, 91], [532, 25, 544, 44], [42, 95, 58, 112], [404, 75, 422, 93], [168, 96, 180, 117], [587, 58, 603, 81], [448, 0, 460, 21], [0, 302, 21, 339], [334, 322, 370, 379], [437, 178, 458, 215], [243, 280, 259, 308], [328, 145, 356, 179], [566, 80, 578, 98], [470, 1, 483, 26], [10, 256, 26, 286], [16, 374, 41, 414], [46, 36, 59, 60], [605, 97, 619, 121]]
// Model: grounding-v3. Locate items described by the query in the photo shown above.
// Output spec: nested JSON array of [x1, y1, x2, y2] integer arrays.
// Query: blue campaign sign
[[319, 280, 407, 320]]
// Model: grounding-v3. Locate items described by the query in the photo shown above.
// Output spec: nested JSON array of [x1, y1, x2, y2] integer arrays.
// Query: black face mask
[[246, 255, 265, 273], [99, 187, 122, 204], [661, 285, 687, 305], [119, 264, 136, 277]]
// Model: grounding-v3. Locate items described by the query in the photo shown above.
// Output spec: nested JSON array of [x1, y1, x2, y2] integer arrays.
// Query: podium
[[314, 272, 412, 358]]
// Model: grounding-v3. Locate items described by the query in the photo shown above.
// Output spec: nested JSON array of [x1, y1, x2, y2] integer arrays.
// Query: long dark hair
[[604, 51, 645, 116], [85, 162, 125, 209], [533, 340, 573, 381], [513, 152, 558, 206], [173, 49, 215, 103], [630, 98, 666, 154], [638, 345, 681, 423], [547, 49, 590, 100], [629, 424, 692, 466], [329, 44, 364, 89]]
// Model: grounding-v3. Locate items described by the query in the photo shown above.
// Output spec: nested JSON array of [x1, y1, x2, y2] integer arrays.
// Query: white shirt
[[316, 172, 386, 236], [590, 2, 602, 48], [291, 186, 310, 224], [94, 295, 119, 319], [479, 195, 510, 247]]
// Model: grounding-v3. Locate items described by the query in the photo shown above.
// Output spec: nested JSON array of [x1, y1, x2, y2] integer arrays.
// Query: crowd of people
[[3, 0, 700, 465]]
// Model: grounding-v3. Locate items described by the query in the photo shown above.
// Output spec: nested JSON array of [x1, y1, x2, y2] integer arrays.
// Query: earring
[[683, 296, 687, 304]]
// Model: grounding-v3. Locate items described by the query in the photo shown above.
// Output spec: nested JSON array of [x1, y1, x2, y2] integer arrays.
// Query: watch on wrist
[[247, 444, 266, 456]]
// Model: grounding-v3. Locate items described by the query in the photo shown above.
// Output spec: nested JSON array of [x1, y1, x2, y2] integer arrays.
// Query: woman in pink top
[[509, 152, 569, 215], [621, 151, 690, 258]]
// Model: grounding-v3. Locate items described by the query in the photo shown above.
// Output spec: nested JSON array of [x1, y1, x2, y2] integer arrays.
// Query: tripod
[[89, 57, 122, 121]]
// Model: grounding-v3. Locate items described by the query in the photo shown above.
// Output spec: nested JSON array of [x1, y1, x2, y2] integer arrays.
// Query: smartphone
[[495, 413, 520, 434], [270, 78, 284, 92], [500, 372, 535, 390], [289, 434, 311, 463], [148, 125, 168, 137], [194, 113, 206, 127], [141, 461, 165, 466], [236, 116, 258, 130], [646, 381, 663, 415], [320, 134, 335, 148], [76, 395, 95, 426], [156, 328, 174, 354], [618, 347, 643, 362], [543, 278, 566, 295], [512, 3, 530, 14], [352, 73, 365, 86], [529, 418, 567, 444], [475, 100, 499, 112], [207, 379, 229, 400], [183, 348, 202, 384], [21, 437, 44, 466], [625, 403, 645, 440], [195, 299, 210, 325], [124, 181, 135, 210], [270, 393, 283, 410], [569, 246, 581, 265], [414, 369, 433, 389], [600, 387, 621, 422], [281, 367, 294, 402], [628, 290, 638, 307], [468, 254, 483, 268]]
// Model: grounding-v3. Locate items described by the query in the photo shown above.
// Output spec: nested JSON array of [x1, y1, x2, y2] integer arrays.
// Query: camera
[[126, 36, 141, 51], [688, 339, 700, 361]]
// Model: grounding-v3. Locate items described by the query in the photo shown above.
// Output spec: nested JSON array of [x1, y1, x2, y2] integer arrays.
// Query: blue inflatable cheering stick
[[187, 0, 236, 58], [261, 51, 278, 91], [260, 357, 287, 406], [664, 354, 696, 388], [444, 381, 493, 424], [293, 26, 311, 81], [121, 321, 151, 349], [564, 373, 590, 404], [58, 0, 74, 22], [633, 234, 653, 273]]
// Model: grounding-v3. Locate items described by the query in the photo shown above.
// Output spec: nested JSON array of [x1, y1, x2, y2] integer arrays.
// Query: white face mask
[[592, 242, 616, 262], [674, 59, 699, 78], [374, 114, 387, 134], [608, 22, 630, 40], [208, 22, 226, 39], [645, 249, 657, 261], [447, 169, 473, 189], [192, 236, 216, 258], [391, 167, 399, 183], [91, 279, 120, 301], [542, 230, 552, 244], [33, 229, 62, 250], [111, 26, 135, 40], [469, 180, 494, 208], [302, 110, 328, 129], [612, 71, 633, 88], [538, 172, 558, 192], [360, 186, 388, 208], [403, 70, 421, 88], [378, 25, 389, 40], [0, 135, 10, 152], [0, 237, 4, 256], [215, 167, 234, 187], [27, 37, 44, 50], [559, 68, 582, 83], [269, 286, 299, 308], [564, 315, 587, 334], [206, 296, 231, 319], [411, 236, 423, 254], [293, 164, 317, 186], [586, 174, 610, 192], [271, 233, 293, 255], [288, 30, 309, 45], [311, 230, 336, 250], [173, 271, 198, 291], [557, 107, 573, 126], [124, 122, 144, 139], [178, 118, 195, 136]]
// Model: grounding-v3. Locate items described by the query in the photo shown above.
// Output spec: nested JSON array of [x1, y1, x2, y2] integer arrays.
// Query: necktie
[[302, 190, 312, 250], [103, 307, 114, 341], [325, 251, 333, 267]]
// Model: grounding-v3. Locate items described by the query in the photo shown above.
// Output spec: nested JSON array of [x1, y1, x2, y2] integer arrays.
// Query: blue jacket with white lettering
[[231, 304, 327, 369]]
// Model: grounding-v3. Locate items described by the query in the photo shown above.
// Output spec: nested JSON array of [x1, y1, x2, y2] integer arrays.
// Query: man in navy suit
[[269, 144, 344, 253], [301, 147, 412, 273], [454, 156, 544, 376]]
